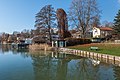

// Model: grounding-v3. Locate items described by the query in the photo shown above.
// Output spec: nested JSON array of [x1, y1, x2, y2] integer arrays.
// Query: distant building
[[93, 27, 113, 38], [70, 30, 82, 38], [51, 28, 58, 34], [51, 35, 59, 41]]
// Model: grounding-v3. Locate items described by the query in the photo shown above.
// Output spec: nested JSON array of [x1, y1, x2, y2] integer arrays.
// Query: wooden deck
[[11, 43, 29, 49]]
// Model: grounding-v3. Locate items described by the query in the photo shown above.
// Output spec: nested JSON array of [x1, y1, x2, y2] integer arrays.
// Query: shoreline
[[59, 48, 120, 66]]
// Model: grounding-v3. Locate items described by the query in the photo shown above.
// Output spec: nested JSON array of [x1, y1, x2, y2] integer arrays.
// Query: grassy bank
[[68, 43, 120, 56]]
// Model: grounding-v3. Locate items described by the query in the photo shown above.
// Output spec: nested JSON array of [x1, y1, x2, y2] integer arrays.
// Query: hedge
[[65, 38, 91, 46]]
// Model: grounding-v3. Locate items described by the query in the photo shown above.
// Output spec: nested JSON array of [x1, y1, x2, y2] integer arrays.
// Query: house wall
[[100, 30, 112, 38], [93, 27, 112, 38], [93, 27, 100, 38]]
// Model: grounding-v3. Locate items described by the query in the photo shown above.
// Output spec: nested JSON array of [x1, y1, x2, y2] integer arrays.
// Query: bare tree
[[21, 29, 31, 38], [102, 20, 114, 27], [1, 33, 9, 43], [68, 0, 100, 38], [35, 5, 56, 42]]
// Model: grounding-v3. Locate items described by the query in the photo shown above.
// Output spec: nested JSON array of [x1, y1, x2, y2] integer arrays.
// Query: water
[[0, 45, 120, 80]]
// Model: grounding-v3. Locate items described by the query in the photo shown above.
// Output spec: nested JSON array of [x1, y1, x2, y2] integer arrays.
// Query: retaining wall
[[59, 48, 120, 66]]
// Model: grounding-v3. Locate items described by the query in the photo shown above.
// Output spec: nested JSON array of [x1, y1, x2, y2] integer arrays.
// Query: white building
[[93, 27, 101, 38], [93, 27, 113, 38]]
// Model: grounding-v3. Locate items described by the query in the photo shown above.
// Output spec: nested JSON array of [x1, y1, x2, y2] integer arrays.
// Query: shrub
[[65, 38, 91, 46]]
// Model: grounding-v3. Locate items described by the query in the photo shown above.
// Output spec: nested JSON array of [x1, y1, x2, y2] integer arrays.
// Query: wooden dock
[[59, 48, 120, 66], [11, 43, 29, 49]]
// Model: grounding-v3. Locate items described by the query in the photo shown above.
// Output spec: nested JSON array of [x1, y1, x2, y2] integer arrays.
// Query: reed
[[29, 44, 53, 51]]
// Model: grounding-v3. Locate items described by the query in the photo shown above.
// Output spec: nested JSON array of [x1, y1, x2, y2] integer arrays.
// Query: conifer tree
[[114, 9, 120, 34], [35, 5, 56, 42]]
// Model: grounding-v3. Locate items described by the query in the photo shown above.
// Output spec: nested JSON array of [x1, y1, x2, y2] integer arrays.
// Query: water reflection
[[30, 51, 118, 80], [0, 44, 120, 80], [31, 52, 68, 80], [0, 44, 12, 53], [114, 66, 120, 80]]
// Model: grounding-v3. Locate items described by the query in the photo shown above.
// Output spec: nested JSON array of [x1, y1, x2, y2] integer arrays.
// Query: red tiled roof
[[99, 27, 113, 31]]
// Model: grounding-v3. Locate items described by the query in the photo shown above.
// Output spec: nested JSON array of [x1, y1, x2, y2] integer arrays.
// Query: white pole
[[52, 41, 54, 47]]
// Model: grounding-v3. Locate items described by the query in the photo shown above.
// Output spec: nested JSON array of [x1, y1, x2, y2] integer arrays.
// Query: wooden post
[[89, 52, 90, 58], [76, 50, 78, 55], [97, 54, 98, 60], [74, 50, 76, 55], [86, 52, 87, 57], [101, 55, 103, 61], [80, 51, 81, 56], [93, 53, 94, 59], [107, 56, 109, 63], [77, 50, 79, 55], [113, 56, 115, 64], [83, 51, 84, 57]]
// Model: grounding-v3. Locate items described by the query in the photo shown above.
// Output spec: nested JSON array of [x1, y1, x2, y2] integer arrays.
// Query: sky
[[0, 0, 120, 33]]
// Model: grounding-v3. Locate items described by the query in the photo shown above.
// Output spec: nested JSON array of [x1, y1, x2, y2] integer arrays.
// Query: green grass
[[68, 43, 120, 56]]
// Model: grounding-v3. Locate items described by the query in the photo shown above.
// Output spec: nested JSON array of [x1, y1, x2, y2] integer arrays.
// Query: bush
[[65, 38, 91, 46]]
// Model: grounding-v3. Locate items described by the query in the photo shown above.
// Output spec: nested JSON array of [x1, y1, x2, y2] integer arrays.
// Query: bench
[[90, 47, 99, 51]]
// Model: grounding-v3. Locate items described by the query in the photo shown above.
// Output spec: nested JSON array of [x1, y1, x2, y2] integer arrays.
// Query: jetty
[[11, 43, 30, 49]]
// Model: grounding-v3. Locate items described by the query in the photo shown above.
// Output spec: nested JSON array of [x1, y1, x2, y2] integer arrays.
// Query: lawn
[[68, 43, 120, 56]]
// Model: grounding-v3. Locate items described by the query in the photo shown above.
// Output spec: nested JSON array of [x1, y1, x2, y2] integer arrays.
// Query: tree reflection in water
[[0, 44, 11, 53], [31, 52, 98, 80], [67, 58, 99, 80], [114, 66, 120, 80], [30, 51, 120, 80], [0, 45, 120, 80], [31, 52, 68, 80]]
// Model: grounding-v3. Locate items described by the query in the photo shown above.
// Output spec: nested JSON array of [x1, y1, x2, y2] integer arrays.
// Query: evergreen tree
[[35, 5, 56, 42], [114, 9, 120, 34]]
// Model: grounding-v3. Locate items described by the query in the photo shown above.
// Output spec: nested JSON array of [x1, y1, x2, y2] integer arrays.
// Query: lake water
[[0, 45, 120, 80]]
